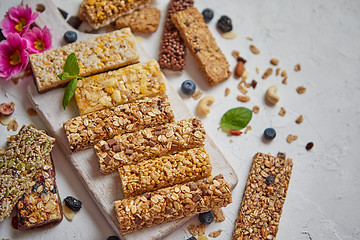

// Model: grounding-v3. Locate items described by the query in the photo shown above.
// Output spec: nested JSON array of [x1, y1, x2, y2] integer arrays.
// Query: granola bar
[[13, 154, 62, 229], [232, 152, 293, 240], [95, 118, 205, 174], [74, 59, 166, 115], [158, 0, 194, 71], [115, 6, 161, 33], [171, 7, 231, 85], [63, 95, 174, 152], [29, 28, 139, 93], [80, 0, 153, 29], [0, 125, 55, 222], [119, 147, 212, 197], [114, 174, 232, 234]]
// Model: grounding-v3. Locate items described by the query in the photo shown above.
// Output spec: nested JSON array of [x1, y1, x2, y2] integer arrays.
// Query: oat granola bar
[[114, 174, 232, 234], [171, 7, 231, 85], [29, 28, 139, 93], [74, 59, 166, 115], [95, 118, 205, 174], [13, 154, 62, 230], [0, 125, 55, 222], [232, 152, 293, 240], [80, 0, 153, 29], [119, 147, 212, 197], [63, 95, 174, 152], [115, 6, 161, 33], [158, 0, 194, 71]]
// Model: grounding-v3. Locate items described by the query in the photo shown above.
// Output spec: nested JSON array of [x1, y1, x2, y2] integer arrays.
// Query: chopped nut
[[276, 68, 281, 76], [235, 61, 245, 77], [212, 207, 225, 222], [238, 83, 248, 94], [250, 44, 260, 54], [209, 229, 222, 238], [286, 134, 298, 143], [279, 107, 286, 116], [26, 108, 38, 116], [252, 105, 260, 114], [192, 90, 203, 100], [306, 142, 314, 150], [294, 63, 301, 71], [224, 88, 230, 96], [242, 70, 249, 81], [296, 86, 306, 94], [63, 205, 75, 221], [7, 118, 18, 131], [262, 68, 273, 79], [282, 77, 288, 84], [295, 115, 304, 124], [221, 31, 237, 39], [281, 70, 288, 77], [237, 95, 250, 102], [245, 125, 252, 134], [247, 37, 253, 41], [256, 67, 259, 74], [232, 50, 240, 59], [270, 58, 279, 66]]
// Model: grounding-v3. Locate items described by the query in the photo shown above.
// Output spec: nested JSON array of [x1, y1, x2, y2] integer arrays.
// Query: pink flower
[[0, 5, 38, 37], [0, 33, 29, 80], [23, 26, 52, 54]]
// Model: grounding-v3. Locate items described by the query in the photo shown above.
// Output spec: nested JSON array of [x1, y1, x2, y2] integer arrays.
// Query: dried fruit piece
[[306, 142, 314, 150], [217, 16, 232, 33], [0, 103, 15, 116], [229, 130, 243, 136], [286, 134, 298, 143], [64, 196, 82, 212], [106, 236, 120, 240], [250, 45, 260, 54], [251, 80, 257, 89]]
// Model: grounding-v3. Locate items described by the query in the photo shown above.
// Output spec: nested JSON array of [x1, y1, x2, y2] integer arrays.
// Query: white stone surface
[[1, 0, 360, 239]]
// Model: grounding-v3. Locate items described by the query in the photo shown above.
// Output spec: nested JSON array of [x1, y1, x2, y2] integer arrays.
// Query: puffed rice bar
[[74, 59, 166, 115], [63, 95, 174, 152], [119, 147, 212, 197], [0, 125, 55, 222], [95, 118, 205, 174], [232, 152, 293, 240], [29, 28, 139, 93], [114, 174, 232, 234]]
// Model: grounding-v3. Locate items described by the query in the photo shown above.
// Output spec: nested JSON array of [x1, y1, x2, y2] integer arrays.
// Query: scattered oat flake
[[192, 90, 203, 100], [244, 81, 252, 88], [27, 107, 38, 116], [212, 208, 225, 222], [270, 58, 279, 66], [256, 67, 259, 74], [294, 63, 301, 71], [249, 44, 260, 54], [231, 50, 240, 59], [188, 224, 199, 236], [282, 77, 288, 84], [262, 68, 273, 79], [7, 118, 18, 131], [281, 70, 287, 77], [296, 115, 304, 124], [279, 107, 287, 116], [209, 230, 222, 238], [238, 83, 248, 94], [252, 105, 260, 114], [224, 88, 230, 96], [276, 68, 281, 76], [0, 115, 11, 126], [222, 31, 237, 39], [237, 95, 250, 102], [286, 134, 298, 143], [198, 224, 206, 236], [245, 125, 252, 134], [197, 236, 208, 240], [247, 37, 253, 41], [296, 86, 306, 94]]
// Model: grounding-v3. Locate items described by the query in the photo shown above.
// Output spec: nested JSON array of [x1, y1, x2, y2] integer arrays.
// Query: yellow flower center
[[34, 39, 45, 51], [15, 18, 27, 32], [10, 51, 21, 65]]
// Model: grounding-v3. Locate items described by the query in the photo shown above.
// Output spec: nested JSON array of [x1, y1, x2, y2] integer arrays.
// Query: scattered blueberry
[[263, 128, 276, 140], [64, 196, 82, 212], [265, 175, 276, 185], [63, 31, 77, 43], [306, 142, 314, 150], [106, 236, 120, 240], [181, 80, 196, 95], [202, 8, 214, 23], [199, 210, 214, 224], [217, 15, 232, 33], [187, 237, 196, 240]]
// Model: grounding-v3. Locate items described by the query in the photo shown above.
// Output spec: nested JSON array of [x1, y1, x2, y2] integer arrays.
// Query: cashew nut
[[197, 96, 215, 116], [265, 85, 280, 105]]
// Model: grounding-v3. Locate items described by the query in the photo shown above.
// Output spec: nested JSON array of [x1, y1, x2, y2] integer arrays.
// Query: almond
[[235, 61, 245, 77]]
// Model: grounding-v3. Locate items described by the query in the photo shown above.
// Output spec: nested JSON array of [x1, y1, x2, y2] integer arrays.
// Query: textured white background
[[0, 0, 360, 239]]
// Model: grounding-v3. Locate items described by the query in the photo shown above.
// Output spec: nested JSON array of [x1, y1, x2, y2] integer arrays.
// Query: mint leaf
[[64, 52, 80, 76], [62, 78, 78, 110], [57, 72, 70, 81], [220, 107, 252, 131]]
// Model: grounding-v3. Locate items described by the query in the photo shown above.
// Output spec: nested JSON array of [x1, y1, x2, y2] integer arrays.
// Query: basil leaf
[[64, 52, 79, 76], [220, 107, 252, 131], [62, 78, 78, 110], [57, 72, 70, 81]]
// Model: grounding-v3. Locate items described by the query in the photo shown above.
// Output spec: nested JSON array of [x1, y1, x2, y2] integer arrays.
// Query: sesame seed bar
[[29, 28, 139, 93], [114, 174, 232, 234], [74, 59, 166, 115], [158, 0, 194, 71], [0, 125, 55, 222], [80, 0, 154, 29], [63, 95, 174, 152], [95, 118, 205, 174], [171, 7, 231, 86], [13, 154, 62, 230], [232, 152, 293, 240], [119, 147, 212, 198]]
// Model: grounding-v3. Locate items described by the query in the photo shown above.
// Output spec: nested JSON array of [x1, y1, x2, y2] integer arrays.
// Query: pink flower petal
[[23, 26, 52, 54]]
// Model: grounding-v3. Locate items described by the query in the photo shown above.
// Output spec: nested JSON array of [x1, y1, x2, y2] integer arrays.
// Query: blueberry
[[106, 236, 120, 240], [202, 8, 214, 23], [64, 196, 82, 212], [263, 128, 276, 140], [187, 237, 196, 240], [199, 210, 214, 224], [217, 15, 232, 33], [265, 175, 276, 185], [64, 31, 77, 43], [181, 80, 196, 95]]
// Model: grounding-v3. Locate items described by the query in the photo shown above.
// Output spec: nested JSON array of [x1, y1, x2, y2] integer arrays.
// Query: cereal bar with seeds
[[232, 152, 293, 240], [114, 174, 232, 234], [13, 154, 62, 229], [158, 0, 194, 71], [95, 118, 205, 174], [0, 125, 55, 222], [29, 28, 139, 93], [80, 0, 153, 29], [75, 59, 166, 115], [63, 95, 174, 152], [115, 6, 161, 33], [171, 7, 231, 86], [119, 147, 212, 198]]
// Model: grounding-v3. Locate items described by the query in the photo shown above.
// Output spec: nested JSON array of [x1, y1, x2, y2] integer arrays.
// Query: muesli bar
[[29, 28, 139, 93], [74, 59, 166, 115], [0, 125, 55, 222], [63, 95, 174, 152], [13, 154, 63, 230], [158, 0, 194, 71], [95, 118, 205, 174], [171, 7, 231, 85], [80, 0, 153, 29], [114, 174, 232, 234], [119, 147, 212, 197], [232, 152, 293, 240]]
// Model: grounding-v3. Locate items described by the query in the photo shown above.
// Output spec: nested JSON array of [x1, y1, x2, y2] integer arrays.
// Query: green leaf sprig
[[57, 53, 82, 110], [220, 107, 253, 132]]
